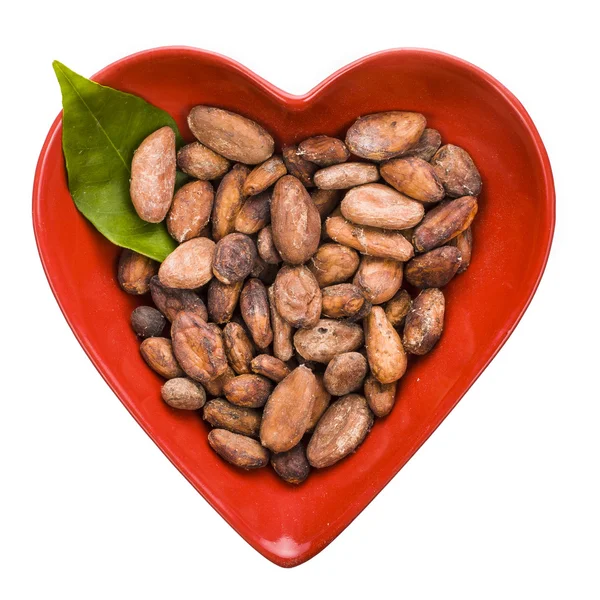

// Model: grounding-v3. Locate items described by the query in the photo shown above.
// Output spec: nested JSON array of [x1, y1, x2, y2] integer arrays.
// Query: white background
[[1, 1, 599, 598]]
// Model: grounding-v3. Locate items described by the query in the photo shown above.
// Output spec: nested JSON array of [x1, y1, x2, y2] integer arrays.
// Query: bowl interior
[[33, 47, 554, 567]]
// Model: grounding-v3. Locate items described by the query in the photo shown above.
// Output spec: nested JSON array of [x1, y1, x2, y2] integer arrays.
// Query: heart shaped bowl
[[33, 47, 554, 567]]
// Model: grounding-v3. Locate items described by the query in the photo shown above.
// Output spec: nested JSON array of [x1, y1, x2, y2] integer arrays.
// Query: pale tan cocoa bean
[[187, 106, 274, 164], [294, 319, 364, 363], [166, 180, 214, 243], [380, 157, 445, 203], [223, 374, 273, 408], [268, 286, 293, 362], [149, 276, 208, 322], [161, 377, 206, 410], [308, 243, 360, 288], [353, 256, 403, 304], [306, 374, 331, 431], [413, 196, 478, 252], [203, 399, 262, 438], [242, 155, 286, 196], [260, 366, 317, 453], [240, 278, 273, 349], [176, 142, 230, 180], [449, 227, 473, 273], [364, 375, 396, 418], [307, 394, 374, 468], [325, 214, 414, 261], [323, 352, 368, 396], [282, 145, 317, 187], [212, 233, 257, 285], [202, 366, 235, 397], [405, 246, 462, 288], [118, 249, 158, 295], [403, 288, 445, 355], [207, 279, 242, 324], [250, 354, 291, 382], [130, 126, 176, 223], [313, 163, 379, 189], [223, 322, 256, 375], [271, 443, 310, 484], [270, 175, 321, 265], [364, 306, 407, 384], [140, 337, 184, 379], [321, 284, 369, 320], [311, 189, 342, 218], [298, 136, 350, 166], [208, 429, 270, 469], [431, 144, 482, 198], [234, 192, 271, 235], [257, 226, 282, 264], [158, 237, 215, 289], [273, 265, 322, 329], [171, 311, 228, 383], [345, 111, 426, 161], [131, 306, 166, 338], [404, 128, 442, 162], [385, 289, 412, 328], [212, 164, 250, 241], [340, 183, 425, 229]]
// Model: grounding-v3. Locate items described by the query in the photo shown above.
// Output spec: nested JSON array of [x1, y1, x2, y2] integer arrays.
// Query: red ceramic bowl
[[33, 47, 555, 567]]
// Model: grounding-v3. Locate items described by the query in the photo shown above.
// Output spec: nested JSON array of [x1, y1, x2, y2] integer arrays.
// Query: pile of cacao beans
[[118, 105, 481, 484]]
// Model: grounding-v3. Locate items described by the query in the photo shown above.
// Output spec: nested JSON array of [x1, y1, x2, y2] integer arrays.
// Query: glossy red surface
[[33, 47, 555, 567]]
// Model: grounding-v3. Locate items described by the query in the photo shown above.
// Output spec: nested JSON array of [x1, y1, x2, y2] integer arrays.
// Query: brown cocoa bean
[[257, 226, 282, 264], [242, 155, 286, 196], [431, 144, 482, 198], [294, 319, 364, 363], [212, 164, 250, 241], [140, 337, 184, 379], [203, 399, 262, 438], [207, 279, 242, 324], [404, 128, 442, 162], [325, 214, 414, 261], [353, 256, 403, 304], [282, 145, 317, 187], [385, 289, 412, 328], [171, 311, 228, 383], [364, 306, 407, 384], [161, 377, 206, 410], [223, 322, 256, 375], [271, 443, 310, 485], [345, 111, 426, 161], [311, 188, 342, 218], [364, 375, 396, 418], [250, 354, 291, 383], [449, 226, 473, 273], [240, 278, 273, 349], [405, 246, 462, 288], [208, 429, 270, 469], [212, 233, 257, 285], [268, 286, 293, 362], [323, 352, 368, 396], [307, 394, 374, 468], [202, 366, 235, 397], [260, 366, 317, 453], [234, 191, 271, 235], [273, 265, 322, 329], [308, 243, 360, 288], [403, 288, 445, 355], [413, 196, 478, 252], [149, 276, 208, 322], [167, 180, 214, 243], [130, 126, 176, 223], [118, 249, 158, 295], [298, 136, 350, 167], [321, 284, 369, 320], [270, 175, 321, 265], [313, 163, 379, 189], [306, 374, 331, 431], [176, 142, 230, 180], [187, 106, 274, 164], [223, 373, 273, 408], [158, 237, 215, 289], [340, 183, 425, 229], [380, 157, 445, 203], [131, 306, 166, 338]]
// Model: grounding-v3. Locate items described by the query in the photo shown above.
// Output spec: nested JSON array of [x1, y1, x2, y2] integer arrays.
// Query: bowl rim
[[32, 46, 555, 567]]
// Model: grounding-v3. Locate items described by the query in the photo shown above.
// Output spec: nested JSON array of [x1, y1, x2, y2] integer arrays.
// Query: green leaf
[[53, 61, 181, 262]]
